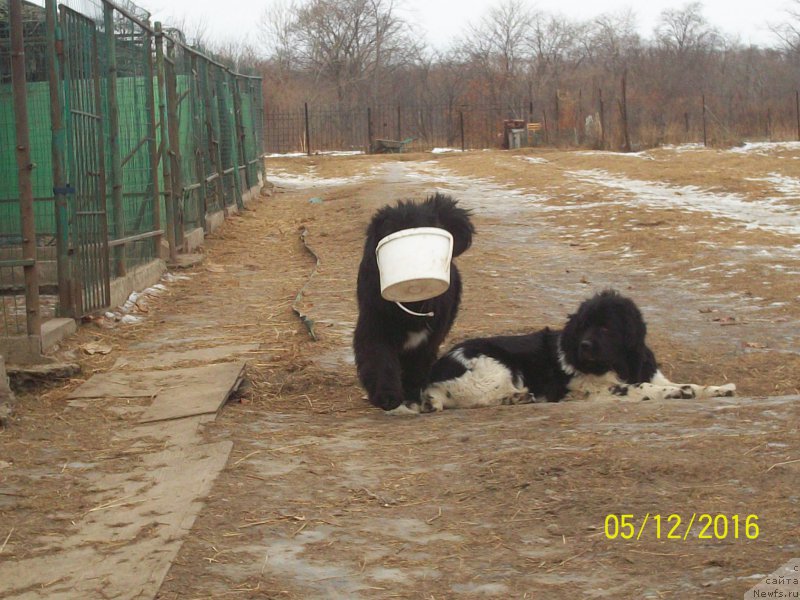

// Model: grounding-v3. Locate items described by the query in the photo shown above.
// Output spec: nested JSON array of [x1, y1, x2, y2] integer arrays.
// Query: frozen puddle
[[568, 169, 800, 236], [268, 165, 376, 189], [380, 161, 551, 217]]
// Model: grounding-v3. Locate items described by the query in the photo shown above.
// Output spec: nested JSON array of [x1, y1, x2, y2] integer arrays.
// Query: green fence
[[0, 0, 264, 339]]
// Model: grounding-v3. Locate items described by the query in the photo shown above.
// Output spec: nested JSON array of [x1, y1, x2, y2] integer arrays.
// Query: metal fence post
[[154, 22, 177, 262], [104, 2, 125, 277], [202, 61, 225, 214], [164, 34, 184, 249], [796, 90, 799, 142], [304, 102, 311, 155], [619, 71, 631, 153], [10, 0, 41, 337], [144, 22, 162, 259], [188, 53, 208, 224], [45, 0, 72, 316], [459, 110, 465, 151], [367, 107, 373, 152], [702, 94, 707, 147], [396, 105, 401, 140], [231, 76, 249, 193], [598, 88, 605, 149], [228, 72, 244, 209]]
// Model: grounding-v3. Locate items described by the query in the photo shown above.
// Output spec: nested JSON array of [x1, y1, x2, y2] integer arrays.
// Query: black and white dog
[[417, 290, 735, 412], [353, 193, 475, 413]]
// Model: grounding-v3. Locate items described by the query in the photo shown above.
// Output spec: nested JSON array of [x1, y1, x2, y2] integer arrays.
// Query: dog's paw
[[384, 403, 420, 416], [707, 383, 736, 397], [609, 384, 630, 397], [501, 392, 536, 405], [420, 392, 444, 413], [664, 385, 696, 400]]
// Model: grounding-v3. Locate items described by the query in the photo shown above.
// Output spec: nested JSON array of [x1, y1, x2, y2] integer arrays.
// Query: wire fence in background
[[265, 89, 800, 155]]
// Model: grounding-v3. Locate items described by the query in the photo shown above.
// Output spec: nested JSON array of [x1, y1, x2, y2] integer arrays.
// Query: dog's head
[[561, 289, 649, 380], [364, 193, 475, 258]]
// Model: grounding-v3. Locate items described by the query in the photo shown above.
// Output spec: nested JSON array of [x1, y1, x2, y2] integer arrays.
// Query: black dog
[[353, 193, 475, 412], [418, 290, 735, 411]]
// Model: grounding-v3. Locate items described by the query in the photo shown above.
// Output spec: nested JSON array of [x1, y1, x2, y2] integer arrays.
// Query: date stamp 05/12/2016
[[604, 513, 760, 541]]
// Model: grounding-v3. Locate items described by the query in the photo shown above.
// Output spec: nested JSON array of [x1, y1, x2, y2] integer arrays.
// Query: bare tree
[[527, 13, 585, 90], [588, 9, 641, 77], [771, 0, 800, 55], [258, 0, 297, 72], [460, 0, 534, 108], [211, 40, 261, 72], [655, 2, 721, 59], [289, 0, 421, 104]]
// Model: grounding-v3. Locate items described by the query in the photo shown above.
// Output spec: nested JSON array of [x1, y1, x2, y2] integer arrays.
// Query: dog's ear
[[621, 300, 651, 381], [560, 311, 580, 365], [364, 205, 391, 251], [429, 193, 475, 257]]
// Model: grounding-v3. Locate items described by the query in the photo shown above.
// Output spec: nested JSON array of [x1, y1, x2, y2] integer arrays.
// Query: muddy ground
[[1, 145, 799, 599]]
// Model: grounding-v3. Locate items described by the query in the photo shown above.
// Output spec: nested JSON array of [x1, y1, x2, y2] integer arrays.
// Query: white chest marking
[[403, 329, 430, 351]]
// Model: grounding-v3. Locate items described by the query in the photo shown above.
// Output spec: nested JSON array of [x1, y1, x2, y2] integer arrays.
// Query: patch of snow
[[568, 169, 800, 236], [431, 147, 464, 154], [120, 314, 144, 325], [659, 143, 706, 152], [747, 172, 800, 197], [144, 284, 167, 295], [265, 152, 307, 158], [729, 141, 800, 154], [265, 150, 364, 158], [518, 156, 549, 164], [381, 162, 550, 217], [268, 170, 368, 189], [577, 150, 653, 159], [162, 273, 191, 282]]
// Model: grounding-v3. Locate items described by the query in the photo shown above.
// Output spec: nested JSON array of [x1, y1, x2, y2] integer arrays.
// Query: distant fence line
[[265, 88, 800, 154], [1, 0, 264, 347]]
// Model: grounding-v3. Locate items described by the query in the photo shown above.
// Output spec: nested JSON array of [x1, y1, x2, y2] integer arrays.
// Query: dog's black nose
[[579, 339, 594, 358]]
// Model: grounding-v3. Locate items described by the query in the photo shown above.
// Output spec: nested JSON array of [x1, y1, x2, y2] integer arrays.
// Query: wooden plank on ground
[[0, 439, 233, 600], [67, 362, 245, 424], [137, 361, 245, 423], [67, 371, 156, 398]]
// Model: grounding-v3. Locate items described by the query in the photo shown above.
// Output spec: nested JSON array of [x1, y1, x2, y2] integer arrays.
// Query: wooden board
[[0, 438, 233, 600], [67, 361, 245, 424], [137, 361, 245, 423]]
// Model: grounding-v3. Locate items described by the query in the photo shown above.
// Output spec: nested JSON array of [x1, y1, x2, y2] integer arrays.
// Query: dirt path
[[1, 147, 799, 599]]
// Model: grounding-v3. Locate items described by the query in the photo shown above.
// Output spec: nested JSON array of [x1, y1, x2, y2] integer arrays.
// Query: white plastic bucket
[[376, 227, 454, 302]]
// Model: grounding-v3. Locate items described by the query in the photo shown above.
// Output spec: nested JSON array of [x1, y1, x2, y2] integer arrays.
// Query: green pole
[[144, 22, 162, 259], [154, 22, 176, 262], [164, 34, 184, 249], [190, 53, 207, 227], [229, 73, 244, 209], [45, 0, 72, 317], [104, 1, 125, 276], [201, 60, 225, 213]]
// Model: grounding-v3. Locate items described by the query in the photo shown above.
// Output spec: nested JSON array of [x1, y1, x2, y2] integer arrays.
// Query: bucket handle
[[395, 302, 434, 318]]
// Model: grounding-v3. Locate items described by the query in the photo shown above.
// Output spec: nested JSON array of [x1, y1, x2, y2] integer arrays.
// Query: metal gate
[[60, 6, 110, 316]]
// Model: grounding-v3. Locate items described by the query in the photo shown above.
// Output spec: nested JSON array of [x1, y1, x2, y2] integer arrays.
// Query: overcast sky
[[139, 0, 793, 51]]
